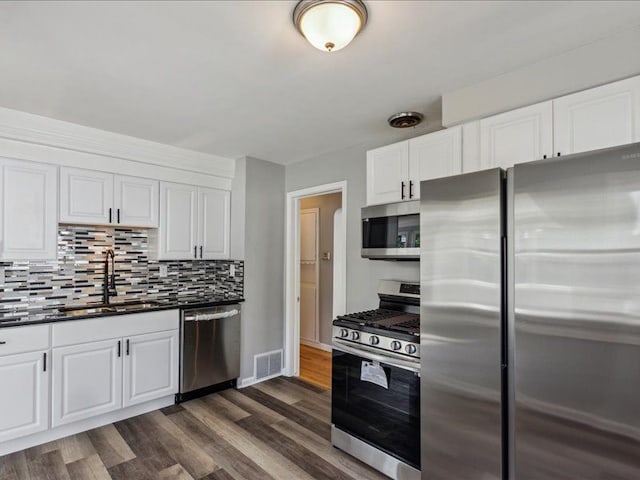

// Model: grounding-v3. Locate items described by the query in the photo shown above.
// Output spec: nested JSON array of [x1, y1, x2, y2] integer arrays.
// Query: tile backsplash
[[0, 225, 243, 316]]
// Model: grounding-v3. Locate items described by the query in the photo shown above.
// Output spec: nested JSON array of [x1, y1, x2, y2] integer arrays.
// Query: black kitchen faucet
[[103, 248, 117, 304]]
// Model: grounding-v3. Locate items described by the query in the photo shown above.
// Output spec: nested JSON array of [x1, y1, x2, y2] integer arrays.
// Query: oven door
[[331, 340, 421, 469]]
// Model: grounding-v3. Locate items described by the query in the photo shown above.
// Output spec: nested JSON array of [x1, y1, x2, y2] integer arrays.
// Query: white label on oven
[[361, 361, 388, 389]]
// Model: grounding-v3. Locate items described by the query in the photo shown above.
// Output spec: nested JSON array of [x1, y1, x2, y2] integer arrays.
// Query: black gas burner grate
[[394, 318, 420, 329], [338, 309, 400, 324]]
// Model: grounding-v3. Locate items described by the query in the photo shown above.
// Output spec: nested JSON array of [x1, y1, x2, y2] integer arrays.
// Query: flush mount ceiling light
[[387, 112, 425, 128], [293, 0, 368, 53]]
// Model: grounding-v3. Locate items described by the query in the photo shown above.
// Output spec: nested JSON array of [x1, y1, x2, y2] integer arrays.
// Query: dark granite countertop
[[0, 296, 245, 329]]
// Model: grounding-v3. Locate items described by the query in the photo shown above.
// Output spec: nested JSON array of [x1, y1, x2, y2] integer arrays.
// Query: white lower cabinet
[[123, 330, 178, 407], [0, 350, 49, 443], [52, 339, 122, 427]]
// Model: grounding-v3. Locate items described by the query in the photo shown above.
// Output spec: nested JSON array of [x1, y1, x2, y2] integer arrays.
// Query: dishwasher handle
[[184, 308, 239, 322]]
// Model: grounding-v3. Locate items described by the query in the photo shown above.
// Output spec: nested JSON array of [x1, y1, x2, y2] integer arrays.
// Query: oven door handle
[[332, 339, 421, 374]]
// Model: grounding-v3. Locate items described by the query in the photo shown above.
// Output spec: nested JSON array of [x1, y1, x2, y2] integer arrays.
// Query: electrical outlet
[[159, 264, 168, 278], [229, 264, 236, 278]]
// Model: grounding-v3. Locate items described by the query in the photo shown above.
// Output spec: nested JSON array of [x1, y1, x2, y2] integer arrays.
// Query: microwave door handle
[[332, 339, 420, 373]]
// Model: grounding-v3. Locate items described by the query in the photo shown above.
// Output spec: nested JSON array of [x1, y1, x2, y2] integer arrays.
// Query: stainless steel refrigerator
[[419, 143, 640, 480]]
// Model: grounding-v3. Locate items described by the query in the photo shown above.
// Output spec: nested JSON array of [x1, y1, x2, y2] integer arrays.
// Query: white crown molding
[[0, 106, 235, 179]]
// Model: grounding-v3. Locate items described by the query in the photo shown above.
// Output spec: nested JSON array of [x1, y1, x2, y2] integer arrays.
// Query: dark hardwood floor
[[0, 377, 388, 480]]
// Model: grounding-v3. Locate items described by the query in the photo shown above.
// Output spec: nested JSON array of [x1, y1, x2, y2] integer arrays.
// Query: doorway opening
[[284, 181, 347, 389]]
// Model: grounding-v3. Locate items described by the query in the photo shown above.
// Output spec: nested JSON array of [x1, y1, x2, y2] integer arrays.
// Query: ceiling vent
[[387, 111, 424, 128]]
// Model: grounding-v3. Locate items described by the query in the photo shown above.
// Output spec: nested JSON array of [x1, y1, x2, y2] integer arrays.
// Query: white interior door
[[299, 208, 319, 343]]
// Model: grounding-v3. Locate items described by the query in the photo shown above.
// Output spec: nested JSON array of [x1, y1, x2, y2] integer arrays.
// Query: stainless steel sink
[[59, 300, 159, 315]]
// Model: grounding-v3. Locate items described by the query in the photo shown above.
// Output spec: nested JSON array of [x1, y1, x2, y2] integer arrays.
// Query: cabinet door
[[0, 158, 57, 260], [366, 141, 409, 205], [0, 351, 49, 442], [123, 330, 178, 408], [158, 182, 198, 260], [52, 339, 122, 427], [197, 187, 230, 260], [554, 76, 640, 156], [114, 175, 159, 228], [480, 101, 553, 169], [408, 126, 462, 199], [462, 121, 481, 173], [59, 167, 114, 225]]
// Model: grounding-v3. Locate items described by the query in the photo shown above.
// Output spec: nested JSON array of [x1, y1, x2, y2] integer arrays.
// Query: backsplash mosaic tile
[[0, 225, 243, 317]]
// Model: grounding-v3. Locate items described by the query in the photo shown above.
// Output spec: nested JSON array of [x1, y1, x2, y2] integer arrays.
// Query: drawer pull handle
[[43, 352, 47, 372], [0, 341, 6, 345]]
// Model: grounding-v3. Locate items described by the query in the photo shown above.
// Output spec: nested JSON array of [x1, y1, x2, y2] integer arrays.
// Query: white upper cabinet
[[366, 129, 462, 205], [114, 175, 159, 228], [0, 158, 57, 260], [198, 187, 230, 260], [480, 101, 553, 170], [159, 182, 198, 260], [60, 167, 159, 227], [159, 182, 231, 260], [553, 76, 640, 156], [60, 167, 114, 225], [408, 126, 462, 199], [366, 141, 409, 206]]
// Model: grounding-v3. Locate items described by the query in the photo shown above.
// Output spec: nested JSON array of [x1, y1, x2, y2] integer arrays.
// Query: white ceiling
[[1, 1, 640, 165]]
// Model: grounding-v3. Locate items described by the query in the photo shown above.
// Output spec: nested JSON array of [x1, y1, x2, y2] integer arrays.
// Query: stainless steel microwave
[[361, 200, 420, 260]]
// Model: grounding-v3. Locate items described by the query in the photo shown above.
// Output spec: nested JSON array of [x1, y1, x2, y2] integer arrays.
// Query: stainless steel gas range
[[331, 280, 420, 480]]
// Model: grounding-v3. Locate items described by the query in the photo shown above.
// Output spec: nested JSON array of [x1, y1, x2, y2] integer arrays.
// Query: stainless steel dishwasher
[[178, 304, 241, 402]]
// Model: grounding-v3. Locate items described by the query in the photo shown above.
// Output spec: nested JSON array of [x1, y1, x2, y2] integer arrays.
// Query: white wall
[[442, 25, 640, 126], [240, 156, 285, 381], [286, 144, 419, 313]]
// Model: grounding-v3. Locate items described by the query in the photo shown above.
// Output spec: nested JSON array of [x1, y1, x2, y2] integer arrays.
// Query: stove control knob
[[340, 329, 349, 338], [351, 331, 360, 341], [405, 344, 417, 355], [391, 341, 402, 351], [369, 336, 380, 346]]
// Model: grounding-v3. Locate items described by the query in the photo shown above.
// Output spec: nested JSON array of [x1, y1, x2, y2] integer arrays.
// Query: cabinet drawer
[[52, 310, 179, 347], [0, 324, 50, 356]]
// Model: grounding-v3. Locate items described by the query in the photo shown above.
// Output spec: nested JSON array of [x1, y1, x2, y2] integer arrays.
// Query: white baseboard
[[237, 370, 283, 389], [0, 395, 174, 457], [300, 339, 332, 353]]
